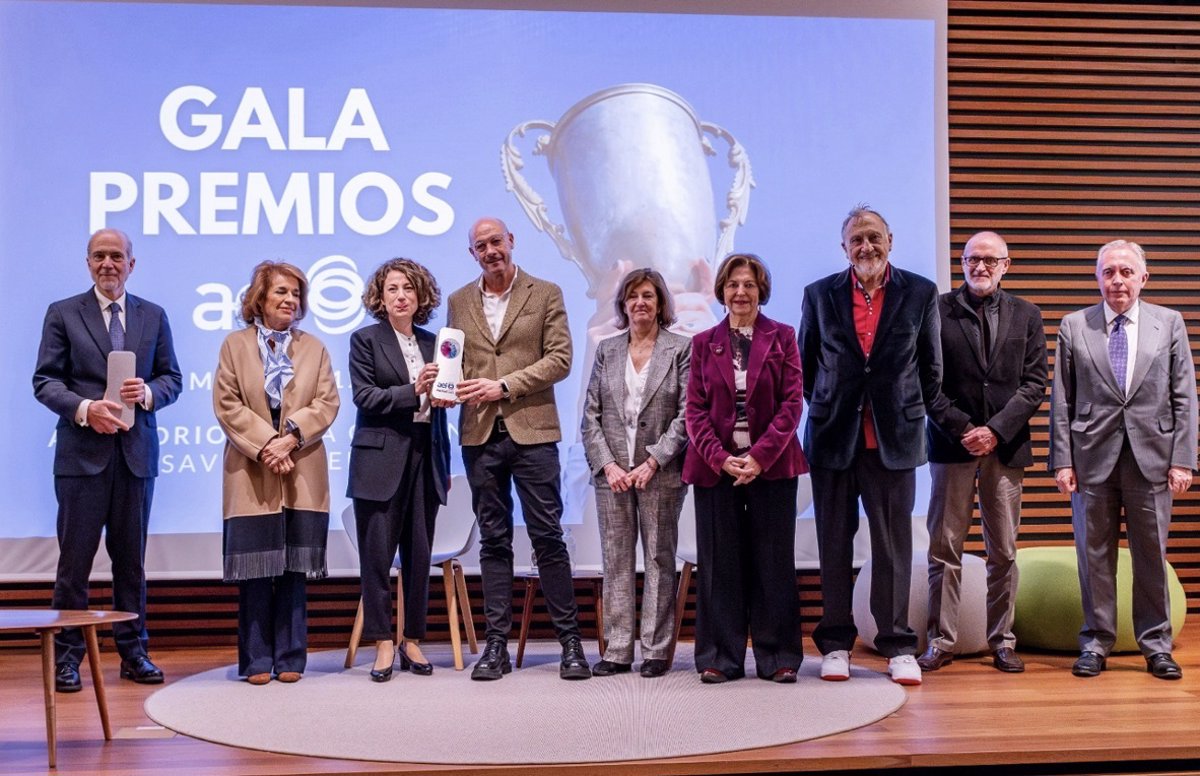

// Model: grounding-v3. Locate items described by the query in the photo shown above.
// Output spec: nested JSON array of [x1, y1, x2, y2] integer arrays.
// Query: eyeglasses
[[962, 255, 1008, 268]]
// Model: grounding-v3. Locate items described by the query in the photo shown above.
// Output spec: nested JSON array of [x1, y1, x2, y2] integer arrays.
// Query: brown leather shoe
[[992, 647, 1025, 673], [246, 672, 271, 685], [917, 645, 953, 671], [276, 671, 302, 683]]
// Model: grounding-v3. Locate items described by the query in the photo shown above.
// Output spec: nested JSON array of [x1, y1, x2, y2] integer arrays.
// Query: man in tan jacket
[[444, 216, 590, 680]]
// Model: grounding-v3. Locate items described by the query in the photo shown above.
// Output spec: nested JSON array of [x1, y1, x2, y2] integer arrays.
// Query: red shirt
[[851, 265, 890, 449]]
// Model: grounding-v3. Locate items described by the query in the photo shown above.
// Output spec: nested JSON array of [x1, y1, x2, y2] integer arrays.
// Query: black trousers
[[238, 571, 307, 676], [52, 445, 154, 666], [811, 451, 919, 657], [354, 425, 438, 642], [463, 431, 580, 643], [693, 475, 803, 678]]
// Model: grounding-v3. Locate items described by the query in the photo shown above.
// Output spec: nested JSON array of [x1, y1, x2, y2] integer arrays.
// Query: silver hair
[[1096, 239, 1147, 274]]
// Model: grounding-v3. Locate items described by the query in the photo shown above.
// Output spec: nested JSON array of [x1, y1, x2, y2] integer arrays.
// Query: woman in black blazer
[[347, 258, 451, 681]]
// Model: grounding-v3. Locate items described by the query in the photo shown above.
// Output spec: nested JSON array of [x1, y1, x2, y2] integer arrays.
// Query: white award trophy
[[431, 328, 465, 402]]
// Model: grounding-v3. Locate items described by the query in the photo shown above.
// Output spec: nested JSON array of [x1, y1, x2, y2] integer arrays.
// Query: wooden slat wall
[[949, 0, 1200, 612], [3, 1, 1200, 649]]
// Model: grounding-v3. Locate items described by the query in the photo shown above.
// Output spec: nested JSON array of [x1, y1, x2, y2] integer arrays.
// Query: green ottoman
[[1013, 546, 1187, 653]]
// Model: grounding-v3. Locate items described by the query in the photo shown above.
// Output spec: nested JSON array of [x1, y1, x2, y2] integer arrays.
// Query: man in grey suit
[[1050, 239, 1196, 680], [33, 228, 182, 692], [441, 216, 590, 681], [920, 231, 1048, 674]]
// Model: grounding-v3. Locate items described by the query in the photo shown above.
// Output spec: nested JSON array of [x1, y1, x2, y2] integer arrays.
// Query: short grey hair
[[841, 203, 890, 239], [1096, 239, 1147, 274]]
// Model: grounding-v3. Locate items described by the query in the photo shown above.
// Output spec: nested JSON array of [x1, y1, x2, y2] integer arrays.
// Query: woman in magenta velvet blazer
[[682, 253, 808, 684]]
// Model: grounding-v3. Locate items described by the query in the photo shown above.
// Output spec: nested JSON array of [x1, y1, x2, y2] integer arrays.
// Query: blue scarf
[[255, 320, 294, 409]]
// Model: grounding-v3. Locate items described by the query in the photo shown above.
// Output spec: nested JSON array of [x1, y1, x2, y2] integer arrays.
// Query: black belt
[[494, 417, 508, 435]]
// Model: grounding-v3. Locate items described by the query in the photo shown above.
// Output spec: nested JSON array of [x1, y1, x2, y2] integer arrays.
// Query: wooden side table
[[515, 571, 605, 667], [0, 608, 137, 768]]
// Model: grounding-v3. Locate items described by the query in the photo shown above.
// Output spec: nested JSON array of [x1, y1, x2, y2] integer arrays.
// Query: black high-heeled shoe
[[370, 644, 395, 682], [400, 642, 433, 676]]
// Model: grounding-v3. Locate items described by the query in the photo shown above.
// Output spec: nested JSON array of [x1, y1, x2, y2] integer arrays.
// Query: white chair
[[343, 474, 480, 670], [666, 490, 697, 669]]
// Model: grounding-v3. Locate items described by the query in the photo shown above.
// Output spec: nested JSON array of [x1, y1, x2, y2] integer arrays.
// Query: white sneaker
[[820, 650, 851, 681], [888, 654, 922, 686]]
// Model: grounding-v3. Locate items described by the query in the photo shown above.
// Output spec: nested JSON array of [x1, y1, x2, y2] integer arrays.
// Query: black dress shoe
[[1071, 651, 1106, 677], [1146, 652, 1183, 680], [55, 663, 82, 693], [917, 645, 954, 672], [592, 660, 632, 676], [560, 636, 592, 680], [770, 668, 798, 683], [471, 637, 511, 681], [120, 655, 164, 684], [640, 659, 669, 678], [992, 647, 1025, 673], [700, 668, 729, 684], [369, 664, 394, 682]]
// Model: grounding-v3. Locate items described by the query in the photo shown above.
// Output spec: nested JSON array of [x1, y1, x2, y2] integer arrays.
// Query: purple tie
[[1109, 313, 1127, 394], [108, 302, 125, 351]]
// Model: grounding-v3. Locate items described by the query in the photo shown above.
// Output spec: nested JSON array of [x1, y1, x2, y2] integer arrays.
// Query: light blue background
[[0, 1, 937, 540]]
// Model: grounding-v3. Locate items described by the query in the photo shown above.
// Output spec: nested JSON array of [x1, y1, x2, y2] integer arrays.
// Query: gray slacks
[[1072, 442, 1175, 657], [926, 455, 1023, 652], [594, 481, 685, 662]]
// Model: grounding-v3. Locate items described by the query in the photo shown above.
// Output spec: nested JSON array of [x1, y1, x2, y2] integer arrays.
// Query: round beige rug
[[145, 642, 905, 764]]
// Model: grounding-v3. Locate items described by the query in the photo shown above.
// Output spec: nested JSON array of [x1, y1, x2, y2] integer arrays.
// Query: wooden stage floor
[[3, 633, 1200, 776]]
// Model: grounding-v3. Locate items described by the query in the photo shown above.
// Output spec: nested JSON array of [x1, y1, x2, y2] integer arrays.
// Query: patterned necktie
[[108, 302, 125, 351], [1109, 313, 1128, 394]]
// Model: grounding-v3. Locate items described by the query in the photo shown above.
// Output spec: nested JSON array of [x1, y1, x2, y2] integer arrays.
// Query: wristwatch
[[500, 379, 511, 400]]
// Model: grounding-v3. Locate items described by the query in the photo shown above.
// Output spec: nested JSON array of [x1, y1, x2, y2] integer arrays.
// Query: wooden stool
[[0, 608, 138, 768], [515, 571, 605, 667]]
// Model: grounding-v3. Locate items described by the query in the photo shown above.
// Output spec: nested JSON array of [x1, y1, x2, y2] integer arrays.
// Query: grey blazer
[[1049, 300, 1197, 484], [581, 328, 691, 488]]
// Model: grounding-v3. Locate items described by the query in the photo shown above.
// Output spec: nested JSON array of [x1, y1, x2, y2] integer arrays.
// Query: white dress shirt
[[624, 352, 650, 467], [394, 327, 431, 423], [479, 266, 520, 341], [76, 287, 153, 426]]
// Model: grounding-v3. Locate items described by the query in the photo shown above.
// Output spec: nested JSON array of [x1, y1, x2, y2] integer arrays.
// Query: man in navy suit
[[799, 205, 942, 687], [33, 228, 182, 692]]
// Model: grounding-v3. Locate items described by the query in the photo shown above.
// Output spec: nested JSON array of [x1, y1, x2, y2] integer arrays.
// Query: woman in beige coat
[[214, 261, 340, 685]]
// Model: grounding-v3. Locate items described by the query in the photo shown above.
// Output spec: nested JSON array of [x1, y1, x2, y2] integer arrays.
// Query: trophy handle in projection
[[700, 120, 755, 266], [501, 119, 595, 289]]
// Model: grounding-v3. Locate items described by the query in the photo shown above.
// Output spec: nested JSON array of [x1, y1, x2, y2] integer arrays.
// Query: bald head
[[960, 230, 1010, 298], [88, 228, 133, 257], [86, 228, 136, 301], [468, 216, 517, 292]]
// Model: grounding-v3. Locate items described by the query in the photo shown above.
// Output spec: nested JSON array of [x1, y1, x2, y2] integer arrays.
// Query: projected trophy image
[[502, 83, 754, 358]]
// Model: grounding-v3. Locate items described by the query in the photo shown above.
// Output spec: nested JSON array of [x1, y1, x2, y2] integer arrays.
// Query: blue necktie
[[108, 302, 125, 351], [1109, 313, 1127, 395]]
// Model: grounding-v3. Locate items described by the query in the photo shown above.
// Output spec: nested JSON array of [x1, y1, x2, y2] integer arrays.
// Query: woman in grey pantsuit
[[582, 269, 690, 678]]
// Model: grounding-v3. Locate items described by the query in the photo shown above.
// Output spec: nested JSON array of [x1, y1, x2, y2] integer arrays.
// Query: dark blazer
[[682, 313, 809, 488], [1049, 301, 1197, 484], [799, 266, 942, 471], [926, 285, 1048, 468], [346, 322, 450, 505], [33, 289, 182, 477]]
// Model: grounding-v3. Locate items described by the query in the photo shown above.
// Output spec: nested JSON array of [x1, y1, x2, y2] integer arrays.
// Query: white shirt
[[624, 353, 650, 467], [76, 287, 153, 426], [393, 327, 431, 423], [1103, 300, 1139, 395], [479, 266, 520, 341]]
